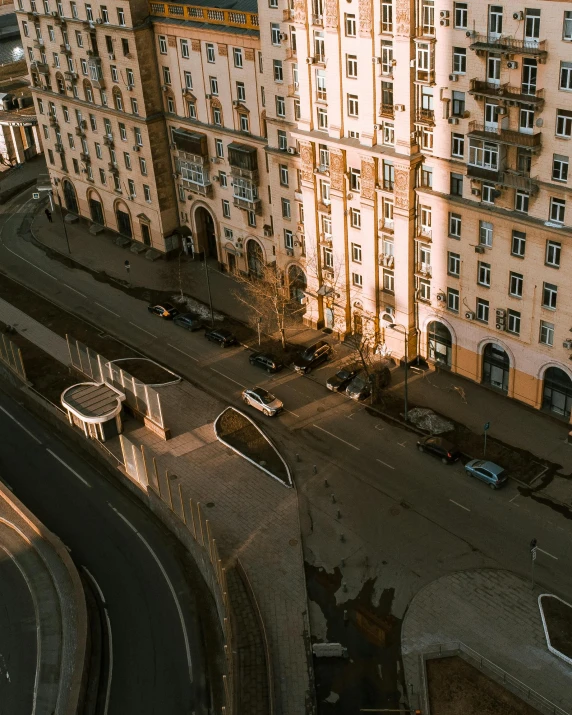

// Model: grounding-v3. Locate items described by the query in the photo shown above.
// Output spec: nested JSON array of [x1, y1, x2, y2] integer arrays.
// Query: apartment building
[[16, 0, 572, 422]]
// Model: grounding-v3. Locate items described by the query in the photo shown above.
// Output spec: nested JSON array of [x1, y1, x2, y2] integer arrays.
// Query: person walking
[[45, 208, 53, 223]]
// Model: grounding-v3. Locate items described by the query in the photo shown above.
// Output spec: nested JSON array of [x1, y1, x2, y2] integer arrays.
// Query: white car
[[242, 387, 283, 416]]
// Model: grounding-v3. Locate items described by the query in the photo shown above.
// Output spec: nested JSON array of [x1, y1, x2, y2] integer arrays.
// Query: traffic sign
[[484, 422, 490, 431], [531, 548, 537, 561], [32, 192, 40, 199]]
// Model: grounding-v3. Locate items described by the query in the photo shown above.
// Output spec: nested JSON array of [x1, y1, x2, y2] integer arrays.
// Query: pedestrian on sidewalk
[[45, 208, 53, 223]]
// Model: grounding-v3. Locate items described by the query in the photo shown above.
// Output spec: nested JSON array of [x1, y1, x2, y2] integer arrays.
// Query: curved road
[[0, 391, 211, 715]]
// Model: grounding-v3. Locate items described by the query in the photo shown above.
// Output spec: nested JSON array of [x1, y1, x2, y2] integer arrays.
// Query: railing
[[415, 107, 434, 123], [149, 2, 259, 29], [469, 33, 547, 56], [379, 102, 394, 118], [468, 121, 542, 149], [469, 79, 545, 105], [498, 169, 539, 194]]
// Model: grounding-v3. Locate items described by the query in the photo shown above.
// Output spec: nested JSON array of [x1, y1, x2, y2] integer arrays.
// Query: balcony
[[312, 13, 323, 25], [317, 201, 331, 215], [75, 126, 86, 137], [469, 79, 545, 109], [467, 164, 500, 182], [60, 43, 72, 55], [33, 38, 44, 48], [415, 107, 434, 124], [54, 143, 64, 153], [80, 152, 90, 163], [64, 71, 78, 83], [416, 262, 432, 278], [468, 121, 542, 151], [498, 169, 539, 194], [103, 135, 114, 147], [233, 196, 262, 214], [379, 102, 394, 118], [186, 182, 213, 198], [228, 142, 259, 183], [469, 33, 547, 59], [32, 61, 50, 75], [108, 162, 119, 173], [49, 116, 59, 127], [172, 129, 209, 164], [288, 83, 299, 97]]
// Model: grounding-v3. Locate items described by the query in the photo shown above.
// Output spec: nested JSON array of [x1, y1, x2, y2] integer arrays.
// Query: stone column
[[9, 124, 25, 164]]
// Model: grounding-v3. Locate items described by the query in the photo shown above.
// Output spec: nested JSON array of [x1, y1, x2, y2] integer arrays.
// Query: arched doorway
[[62, 180, 78, 214], [542, 367, 572, 419], [353, 312, 363, 336], [428, 321, 452, 367], [288, 265, 306, 303], [246, 239, 263, 277], [115, 201, 132, 239], [482, 343, 510, 392], [88, 190, 104, 225], [195, 206, 217, 259]]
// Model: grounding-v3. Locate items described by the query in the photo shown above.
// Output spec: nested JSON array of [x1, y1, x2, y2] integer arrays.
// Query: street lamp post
[[56, 191, 72, 255], [203, 254, 215, 327], [389, 323, 409, 422]]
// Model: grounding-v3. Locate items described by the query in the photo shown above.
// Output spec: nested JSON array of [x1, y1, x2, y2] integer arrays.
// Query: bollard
[[342, 581, 348, 592], [343, 609, 349, 622], [324, 478, 329, 487], [337, 509, 341, 519], [296, 453, 301, 462], [341, 558, 345, 567], [340, 533, 346, 542], [313, 465, 318, 474], [331, 494, 336, 503]]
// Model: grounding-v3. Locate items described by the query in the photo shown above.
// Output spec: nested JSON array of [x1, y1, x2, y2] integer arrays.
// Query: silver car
[[242, 387, 283, 416]]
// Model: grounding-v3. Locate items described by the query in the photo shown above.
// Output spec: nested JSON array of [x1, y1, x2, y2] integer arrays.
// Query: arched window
[[428, 321, 452, 367], [543, 367, 572, 419], [113, 87, 123, 111], [62, 179, 79, 214], [83, 79, 93, 103], [246, 239, 263, 277], [288, 264, 307, 303], [482, 343, 510, 392]]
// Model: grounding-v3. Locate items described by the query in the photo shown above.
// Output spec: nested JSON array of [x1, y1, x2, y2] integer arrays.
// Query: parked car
[[249, 352, 284, 373], [293, 340, 332, 374], [326, 368, 358, 392], [345, 375, 372, 401], [173, 312, 203, 331], [464, 459, 507, 489], [204, 328, 237, 347], [242, 387, 283, 416], [147, 302, 179, 319], [417, 435, 461, 464]]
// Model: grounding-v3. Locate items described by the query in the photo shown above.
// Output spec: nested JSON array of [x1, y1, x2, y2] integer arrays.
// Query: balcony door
[[521, 58, 537, 96], [487, 54, 501, 86], [484, 102, 499, 132]]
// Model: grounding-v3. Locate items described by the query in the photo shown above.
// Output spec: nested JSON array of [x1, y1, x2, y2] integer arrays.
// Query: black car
[[173, 312, 203, 331], [293, 340, 332, 374], [326, 368, 358, 392], [147, 302, 179, 319], [249, 352, 284, 373], [417, 436, 461, 464], [204, 328, 237, 347], [345, 375, 372, 401]]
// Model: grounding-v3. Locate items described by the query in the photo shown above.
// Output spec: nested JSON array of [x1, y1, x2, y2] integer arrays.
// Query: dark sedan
[[326, 368, 358, 392], [417, 436, 461, 464], [147, 302, 179, 319], [204, 328, 237, 347], [345, 375, 372, 401], [173, 312, 203, 331], [249, 352, 284, 373]]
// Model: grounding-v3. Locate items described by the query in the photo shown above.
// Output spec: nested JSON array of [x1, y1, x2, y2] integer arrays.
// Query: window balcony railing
[[469, 33, 547, 58], [185, 181, 213, 198], [230, 165, 259, 184], [469, 79, 545, 108], [498, 169, 539, 194], [233, 196, 262, 214], [415, 107, 435, 124], [379, 102, 394, 118], [468, 121, 542, 151], [288, 83, 299, 97], [416, 262, 432, 277]]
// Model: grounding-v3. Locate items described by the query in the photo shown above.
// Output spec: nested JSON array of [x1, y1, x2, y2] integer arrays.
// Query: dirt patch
[[426, 656, 540, 715], [109, 359, 179, 385], [215, 408, 289, 485], [540, 595, 572, 659]]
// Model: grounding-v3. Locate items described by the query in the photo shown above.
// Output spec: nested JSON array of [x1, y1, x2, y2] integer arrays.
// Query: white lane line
[[397, 441, 407, 448], [168, 344, 199, 362], [107, 504, 193, 680], [509, 494, 520, 504], [449, 499, 471, 512], [103, 608, 113, 715], [312, 424, 360, 450], [63, 283, 87, 298], [210, 368, 245, 388], [537, 547, 558, 560], [128, 322, 157, 339], [0, 405, 43, 444], [284, 408, 300, 418], [82, 566, 106, 604], [46, 449, 91, 487], [376, 458, 395, 470], [95, 302, 121, 318], [374, 424, 385, 432]]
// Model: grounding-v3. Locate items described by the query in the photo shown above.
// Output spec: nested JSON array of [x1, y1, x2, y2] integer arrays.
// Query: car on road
[[345, 374, 372, 401], [249, 352, 284, 373], [417, 435, 461, 464], [293, 340, 332, 374], [464, 459, 507, 489], [173, 312, 203, 331], [326, 368, 358, 392], [204, 328, 237, 347], [242, 387, 283, 416], [147, 302, 179, 319]]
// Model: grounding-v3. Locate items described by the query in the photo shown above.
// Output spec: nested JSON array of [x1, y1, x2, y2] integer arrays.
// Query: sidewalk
[[0, 155, 46, 203]]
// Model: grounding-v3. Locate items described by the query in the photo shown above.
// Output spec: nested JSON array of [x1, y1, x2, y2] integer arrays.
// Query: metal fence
[[66, 336, 164, 428], [0, 333, 27, 381]]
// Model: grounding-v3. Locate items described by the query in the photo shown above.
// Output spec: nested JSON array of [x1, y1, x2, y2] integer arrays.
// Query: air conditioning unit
[[506, 60, 519, 69], [96, 17, 103, 23], [440, 10, 450, 18], [471, 188, 481, 196], [232, 99, 241, 106], [449, 74, 458, 82], [394, 104, 405, 111], [205, 93, 211, 99], [448, 116, 459, 125], [51, 10, 58, 16], [108, 53, 115, 60], [347, 193, 353, 200], [287, 146, 296, 155], [496, 322, 506, 331], [474, 245, 485, 253], [372, 56, 382, 64], [436, 292, 446, 302], [513, 11, 524, 20], [465, 311, 475, 320], [440, 18, 449, 26], [563, 339, 572, 349], [497, 107, 507, 115], [162, 85, 168, 92], [496, 309, 506, 318], [263, 226, 273, 236], [212, 175, 219, 182], [132, 145, 140, 152], [286, 249, 294, 256], [306, 57, 315, 64], [210, 157, 221, 163], [279, 32, 288, 41]]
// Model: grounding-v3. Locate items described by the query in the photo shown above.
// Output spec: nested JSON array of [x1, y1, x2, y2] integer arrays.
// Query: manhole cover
[[289, 538, 298, 546], [206, 502, 215, 508], [389, 506, 400, 516]]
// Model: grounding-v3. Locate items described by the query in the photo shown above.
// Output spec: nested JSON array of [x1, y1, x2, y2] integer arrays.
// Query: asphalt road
[[0, 391, 210, 715]]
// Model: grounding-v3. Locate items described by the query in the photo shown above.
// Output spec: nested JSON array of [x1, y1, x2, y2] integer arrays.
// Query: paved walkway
[[402, 569, 572, 714]]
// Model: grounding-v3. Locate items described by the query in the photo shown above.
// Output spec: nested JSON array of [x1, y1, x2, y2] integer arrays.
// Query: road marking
[[168, 344, 199, 362], [107, 504, 193, 680], [376, 458, 395, 470], [374, 424, 385, 432], [0, 405, 43, 443], [346, 406, 366, 420], [103, 608, 113, 715], [82, 566, 106, 604], [284, 408, 300, 418], [397, 441, 407, 447], [95, 302, 121, 318], [509, 494, 520, 504], [63, 283, 87, 298], [210, 368, 245, 388], [312, 424, 360, 450], [46, 449, 91, 487], [128, 322, 157, 338], [537, 547, 558, 560], [449, 499, 471, 512]]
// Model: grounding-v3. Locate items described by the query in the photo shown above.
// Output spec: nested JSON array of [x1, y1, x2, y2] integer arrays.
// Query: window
[[213, 108, 222, 125], [99, 167, 106, 184], [451, 91, 465, 117], [420, 166, 433, 188], [131, 98, 139, 115], [206, 43, 215, 62], [127, 179, 135, 198], [539, 321, 554, 346], [560, 62, 572, 92], [454, 2, 467, 28], [320, 180, 330, 204], [380, 41, 393, 75], [469, 139, 499, 170], [209, 76, 218, 95], [140, 185, 149, 202], [476, 298, 489, 323], [113, 174, 121, 192], [284, 229, 294, 249], [351, 243, 362, 263], [449, 212, 461, 238], [346, 54, 358, 78], [323, 247, 334, 269], [163, 66, 171, 85], [276, 96, 285, 117], [134, 127, 142, 146], [279, 164, 289, 186], [552, 154, 569, 183], [550, 197, 566, 223], [117, 7, 125, 25], [556, 110, 572, 138], [294, 100, 301, 120], [510, 231, 526, 258], [222, 200, 230, 218], [416, 42, 432, 82], [507, 310, 521, 335], [383, 162, 394, 190], [420, 205, 431, 235], [166, 97, 174, 113], [273, 59, 283, 82], [75, 30, 83, 47], [479, 220, 493, 247], [347, 94, 359, 117], [450, 172, 463, 196], [564, 11, 572, 40], [478, 261, 491, 287], [119, 123, 127, 141], [184, 71, 193, 90], [377, 268, 392, 294], [489, 5, 503, 35], [187, 102, 196, 119], [352, 272, 363, 288], [271, 23, 281, 45], [125, 69, 134, 88], [278, 130, 287, 151], [349, 168, 361, 191], [124, 151, 131, 169], [345, 13, 356, 36], [63, 106, 70, 122], [85, 4, 93, 21], [316, 68, 326, 100], [158, 36, 167, 54], [111, 65, 119, 82], [383, 122, 394, 146], [140, 157, 147, 175], [317, 107, 328, 130], [447, 288, 460, 313], [261, 87, 266, 107], [247, 210, 256, 227], [350, 209, 361, 228], [239, 114, 249, 132], [448, 252, 460, 277], [180, 39, 189, 59], [418, 279, 430, 301], [381, 0, 392, 32], [509, 272, 523, 298], [314, 31, 325, 60], [451, 133, 464, 158], [215, 139, 224, 157], [67, 133, 75, 149], [269, 0, 278, 7], [281, 197, 291, 219], [122, 38, 129, 56], [452, 47, 466, 74], [525, 8, 540, 41], [100, 5, 108, 22], [546, 240, 561, 267], [233, 48, 243, 68]]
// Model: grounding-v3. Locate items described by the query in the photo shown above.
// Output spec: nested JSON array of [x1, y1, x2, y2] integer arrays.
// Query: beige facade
[[16, 0, 572, 421]]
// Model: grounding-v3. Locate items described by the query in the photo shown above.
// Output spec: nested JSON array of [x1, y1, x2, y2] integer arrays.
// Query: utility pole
[[56, 191, 71, 255], [530, 538, 537, 589], [483, 421, 490, 457], [203, 254, 214, 327]]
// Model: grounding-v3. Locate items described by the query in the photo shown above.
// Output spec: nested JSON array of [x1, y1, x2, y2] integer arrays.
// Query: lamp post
[[389, 323, 409, 422], [56, 191, 72, 255], [203, 253, 215, 327]]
